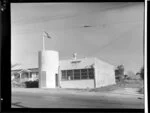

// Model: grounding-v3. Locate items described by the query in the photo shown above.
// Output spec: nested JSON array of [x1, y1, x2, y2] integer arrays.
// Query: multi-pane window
[[61, 68, 94, 80], [74, 69, 80, 80]]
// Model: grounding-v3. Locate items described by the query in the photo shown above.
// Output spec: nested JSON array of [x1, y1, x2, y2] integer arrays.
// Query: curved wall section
[[38, 50, 59, 88]]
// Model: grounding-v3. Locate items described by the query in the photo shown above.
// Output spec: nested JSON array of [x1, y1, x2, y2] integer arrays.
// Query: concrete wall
[[95, 58, 116, 88], [60, 80, 94, 89]]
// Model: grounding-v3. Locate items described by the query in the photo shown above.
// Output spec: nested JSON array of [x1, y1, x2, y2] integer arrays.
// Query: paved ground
[[11, 88, 144, 108]]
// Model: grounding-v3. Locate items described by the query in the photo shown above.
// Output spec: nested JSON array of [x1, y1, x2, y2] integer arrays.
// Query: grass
[[11, 78, 144, 94], [89, 79, 144, 92]]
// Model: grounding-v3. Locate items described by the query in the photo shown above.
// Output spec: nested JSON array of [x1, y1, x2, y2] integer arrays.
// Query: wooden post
[[19, 73, 22, 82]]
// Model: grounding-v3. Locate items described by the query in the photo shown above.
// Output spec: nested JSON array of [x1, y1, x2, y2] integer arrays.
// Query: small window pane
[[74, 69, 80, 80], [67, 70, 73, 80], [88, 68, 94, 79], [81, 69, 88, 79]]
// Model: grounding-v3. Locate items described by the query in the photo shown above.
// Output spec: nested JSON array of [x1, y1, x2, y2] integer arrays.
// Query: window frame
[[61, 68, 94, 81]]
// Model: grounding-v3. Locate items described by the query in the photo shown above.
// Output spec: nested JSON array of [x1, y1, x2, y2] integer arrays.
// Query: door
[[55, 74, 58, 87]]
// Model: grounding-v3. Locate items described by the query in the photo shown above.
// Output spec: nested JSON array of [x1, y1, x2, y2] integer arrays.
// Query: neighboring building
[[11, 68, 39, 82], [11, 57, 116, 89]]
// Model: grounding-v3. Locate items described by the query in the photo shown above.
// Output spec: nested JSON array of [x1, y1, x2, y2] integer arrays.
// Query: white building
[[12, 52, 116, 89], [59, 57, 116, 89]]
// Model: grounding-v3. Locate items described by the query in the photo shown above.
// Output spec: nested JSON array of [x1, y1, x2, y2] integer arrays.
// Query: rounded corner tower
[[38, 50, 59, 88]]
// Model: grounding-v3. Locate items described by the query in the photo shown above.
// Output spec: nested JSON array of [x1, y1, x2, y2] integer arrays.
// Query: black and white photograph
[[11, 2, 145, 109]]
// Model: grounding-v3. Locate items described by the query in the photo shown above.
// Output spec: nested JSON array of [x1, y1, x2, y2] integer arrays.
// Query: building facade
[[59, 57, 115, 88], [12, 57, 116, 89]]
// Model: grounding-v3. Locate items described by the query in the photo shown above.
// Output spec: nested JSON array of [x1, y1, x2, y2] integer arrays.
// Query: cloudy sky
[[11, 2, 144, 73]]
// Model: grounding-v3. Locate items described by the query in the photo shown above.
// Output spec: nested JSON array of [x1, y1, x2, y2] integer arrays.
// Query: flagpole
[[43, 33, 45, 51]]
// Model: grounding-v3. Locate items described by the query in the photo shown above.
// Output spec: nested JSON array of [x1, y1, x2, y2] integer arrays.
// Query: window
[[71, 61, 81, 63], [81, 69, 88, 79], [22, 72, 28, 78], [61, 70, 67, 80], [74, 69, 80, 80], [88, 68, 94, 79], [67, 70, 73, 80], [61, 68, 94, 80]]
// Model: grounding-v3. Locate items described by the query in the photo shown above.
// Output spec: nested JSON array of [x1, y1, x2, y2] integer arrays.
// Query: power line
[[13, 3, 134, 25]]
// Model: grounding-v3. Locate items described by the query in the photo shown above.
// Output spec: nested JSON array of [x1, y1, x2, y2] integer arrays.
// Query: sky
[[11, 2, 144, 73]]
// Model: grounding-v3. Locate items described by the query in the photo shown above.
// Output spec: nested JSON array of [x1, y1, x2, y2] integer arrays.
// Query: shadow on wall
[[11, 102, 29, 108]]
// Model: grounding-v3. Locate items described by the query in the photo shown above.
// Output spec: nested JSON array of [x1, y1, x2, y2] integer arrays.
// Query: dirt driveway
[[11, 88, 144, 108]]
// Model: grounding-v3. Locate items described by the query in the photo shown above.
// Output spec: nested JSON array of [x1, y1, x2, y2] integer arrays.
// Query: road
[[11, 88, 144, 108]]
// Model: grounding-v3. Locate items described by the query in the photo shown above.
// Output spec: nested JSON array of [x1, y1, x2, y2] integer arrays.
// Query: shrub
[[140, 67, 144, 80], [11, 80, 26, 88], [24, 80, 39, 88], [138, 87, 144, 94], [115, 65, 125, 82]]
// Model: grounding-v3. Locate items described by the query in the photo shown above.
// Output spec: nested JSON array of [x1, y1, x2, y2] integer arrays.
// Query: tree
[[138, 66, 144, 94], [115, 65, 125, 82], [140, 66, 144, 80]]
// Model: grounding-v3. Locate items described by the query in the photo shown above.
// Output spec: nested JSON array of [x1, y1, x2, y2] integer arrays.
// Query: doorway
[[55, 74, 59, 87]]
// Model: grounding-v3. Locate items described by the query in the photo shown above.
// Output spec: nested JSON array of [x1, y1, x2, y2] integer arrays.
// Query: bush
[[11, 80, 26, 88], [24, 80, 39, 88], [115, 65, 125, 82], [138, 87, 144, 94], [140, 67, 144, 80]]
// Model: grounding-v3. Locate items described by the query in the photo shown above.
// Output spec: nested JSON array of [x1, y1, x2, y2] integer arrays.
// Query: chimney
[[73, 53, 77, 60]]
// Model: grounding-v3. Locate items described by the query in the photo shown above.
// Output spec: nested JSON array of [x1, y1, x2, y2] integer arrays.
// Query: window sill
[[61, 79, 94, 81]]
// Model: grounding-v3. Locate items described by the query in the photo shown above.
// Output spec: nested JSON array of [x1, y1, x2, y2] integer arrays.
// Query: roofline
[[12, 68, 38, 71], [60, 57, 96, 62]]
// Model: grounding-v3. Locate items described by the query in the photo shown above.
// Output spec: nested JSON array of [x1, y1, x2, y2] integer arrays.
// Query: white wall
[[59, 57, 95, 70], [95, 58, 116, 88], [60, 80, 94, 89], [38, 50, 59, 88], [59, 57, 95, 89]]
